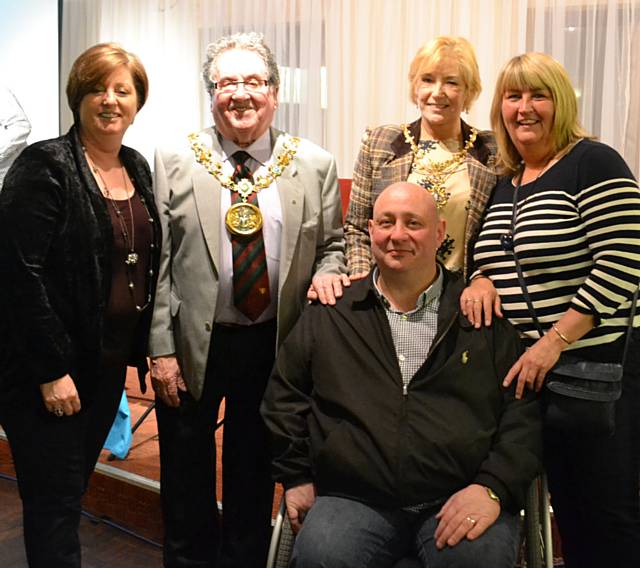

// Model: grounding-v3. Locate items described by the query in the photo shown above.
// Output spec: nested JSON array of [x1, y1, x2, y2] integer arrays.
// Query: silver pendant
[[125, 252, 139, 265]]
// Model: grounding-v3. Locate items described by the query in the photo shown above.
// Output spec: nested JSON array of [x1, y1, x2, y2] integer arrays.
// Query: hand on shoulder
[[459, 275, 503, 328], [307, 273, 353, 305]]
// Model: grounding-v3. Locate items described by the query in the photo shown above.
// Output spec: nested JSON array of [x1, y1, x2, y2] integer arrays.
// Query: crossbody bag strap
[[620, 286, 639, 365], [509, 176, 638, 366], [508, 180, 545, 338]]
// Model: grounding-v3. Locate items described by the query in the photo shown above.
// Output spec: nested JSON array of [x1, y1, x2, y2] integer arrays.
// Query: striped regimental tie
[[230, 150, 271, 321]]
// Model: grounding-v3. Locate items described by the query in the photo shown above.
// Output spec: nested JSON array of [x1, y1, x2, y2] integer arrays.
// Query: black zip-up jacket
[[262, 269, 542, 512]]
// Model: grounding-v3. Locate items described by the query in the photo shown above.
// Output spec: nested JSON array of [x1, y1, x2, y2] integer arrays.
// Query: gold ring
[[466, 516, 477, 525], [473, 300, 481, 303]]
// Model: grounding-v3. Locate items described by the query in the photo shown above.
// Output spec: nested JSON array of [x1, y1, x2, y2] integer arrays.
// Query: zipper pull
[[403, 383, 408, 396]]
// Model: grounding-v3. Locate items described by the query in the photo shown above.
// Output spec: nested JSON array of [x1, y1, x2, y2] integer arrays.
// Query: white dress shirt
[[215, 129, 282, 325], [0, 86, 31, 189]]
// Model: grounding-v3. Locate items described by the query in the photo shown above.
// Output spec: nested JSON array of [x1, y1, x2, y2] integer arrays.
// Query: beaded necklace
[[85, 151, 154, 312]]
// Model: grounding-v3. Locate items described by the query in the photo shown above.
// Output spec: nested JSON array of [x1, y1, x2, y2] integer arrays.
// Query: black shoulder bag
[[506, 178, 637, 436]]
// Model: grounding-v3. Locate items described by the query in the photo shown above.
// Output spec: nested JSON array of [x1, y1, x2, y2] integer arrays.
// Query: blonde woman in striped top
[[465, 52, 640, 568]]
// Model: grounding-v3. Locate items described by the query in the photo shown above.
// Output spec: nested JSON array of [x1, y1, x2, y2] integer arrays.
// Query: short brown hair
[[66, 43, 149, 119], [408, 36, 482, 111], [490, 52, 591, 175]]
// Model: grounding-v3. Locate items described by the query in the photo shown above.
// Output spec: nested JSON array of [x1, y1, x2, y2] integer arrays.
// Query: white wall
[[0, 0, 59, 143]]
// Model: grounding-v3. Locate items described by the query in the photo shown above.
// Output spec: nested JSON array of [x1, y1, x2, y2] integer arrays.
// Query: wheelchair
[[266, 475, 553, 568]]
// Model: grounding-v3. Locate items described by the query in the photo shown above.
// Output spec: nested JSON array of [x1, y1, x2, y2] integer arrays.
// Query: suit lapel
[[191, 128, 222, 270], [273, 128, 304, 289], [375, 120, 417, 194]]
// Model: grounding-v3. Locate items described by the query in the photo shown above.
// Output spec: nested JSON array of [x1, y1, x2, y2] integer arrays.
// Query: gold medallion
[[188, 132, 300, 237], [225, 202, 264, 236]]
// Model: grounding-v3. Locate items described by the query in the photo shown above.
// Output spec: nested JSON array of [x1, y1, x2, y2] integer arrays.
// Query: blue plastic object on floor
[[104, 391, 132, 460]]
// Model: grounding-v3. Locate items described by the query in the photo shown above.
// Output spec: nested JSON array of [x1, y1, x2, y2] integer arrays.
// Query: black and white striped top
[[474, 139, 640, 350]]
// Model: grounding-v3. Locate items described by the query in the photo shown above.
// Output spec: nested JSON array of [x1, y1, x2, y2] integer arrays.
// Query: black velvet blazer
[[0, 125, 161, 401]]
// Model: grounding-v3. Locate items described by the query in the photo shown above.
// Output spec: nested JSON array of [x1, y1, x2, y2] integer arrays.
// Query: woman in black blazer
[[0, 43, 160, 567]]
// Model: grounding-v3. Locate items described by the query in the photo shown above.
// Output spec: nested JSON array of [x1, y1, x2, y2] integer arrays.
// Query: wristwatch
[[485, 486, 501, 504]]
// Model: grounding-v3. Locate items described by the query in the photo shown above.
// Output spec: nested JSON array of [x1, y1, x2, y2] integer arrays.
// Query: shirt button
[[399, 354, 406, 362], [205, 322, 212, 332], [401, 314, 408, 320]]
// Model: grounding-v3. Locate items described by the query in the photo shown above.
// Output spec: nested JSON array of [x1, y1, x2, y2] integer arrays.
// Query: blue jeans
[[291, 496, 520, 568]]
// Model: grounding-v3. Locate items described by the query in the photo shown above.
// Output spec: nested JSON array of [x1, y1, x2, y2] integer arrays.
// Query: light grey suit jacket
[[149, 126, 346, 400]]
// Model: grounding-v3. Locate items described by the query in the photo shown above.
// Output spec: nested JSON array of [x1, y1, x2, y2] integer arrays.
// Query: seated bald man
[[261, 182, 542, 568]]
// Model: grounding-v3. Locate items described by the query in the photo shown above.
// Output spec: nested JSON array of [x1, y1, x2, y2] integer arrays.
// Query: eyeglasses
[[213, 79, 270, 93], [500, 232, 514, 252]]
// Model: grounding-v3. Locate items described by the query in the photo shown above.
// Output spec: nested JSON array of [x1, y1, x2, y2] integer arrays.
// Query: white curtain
[[60, 0, 640, 176], [323, 0, 528, 177], [525, 0, 639, 175], [198, 0, 327, 147], [61, 0, 202, 164]]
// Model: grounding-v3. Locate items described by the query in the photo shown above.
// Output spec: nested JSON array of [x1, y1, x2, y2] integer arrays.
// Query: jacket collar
[[461, 120, 493, 165], [351, 264, 471, 330], [389, 118, 420, 157], [353, 262, 455, 302], [436, 268, 468, 331], [67, 125, 101, 199]]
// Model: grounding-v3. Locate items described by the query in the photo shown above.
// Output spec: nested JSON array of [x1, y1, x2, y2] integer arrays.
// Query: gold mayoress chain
[[402, 124, 477, 209], [188, 132, 300, 236]]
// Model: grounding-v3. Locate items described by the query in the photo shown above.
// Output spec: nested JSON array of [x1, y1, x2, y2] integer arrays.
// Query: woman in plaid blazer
[[345, 36, 497, 281]]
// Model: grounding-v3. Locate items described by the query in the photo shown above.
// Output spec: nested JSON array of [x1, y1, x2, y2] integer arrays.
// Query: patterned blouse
[[407, 138, 471, 271]]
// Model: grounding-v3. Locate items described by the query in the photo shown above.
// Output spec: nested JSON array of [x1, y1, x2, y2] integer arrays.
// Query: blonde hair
[[490, 52, 591, 175], [408, 36, 481, 111]]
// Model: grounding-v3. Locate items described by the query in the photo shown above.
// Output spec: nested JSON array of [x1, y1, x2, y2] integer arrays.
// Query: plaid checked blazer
[[344, 119, 497, 280]]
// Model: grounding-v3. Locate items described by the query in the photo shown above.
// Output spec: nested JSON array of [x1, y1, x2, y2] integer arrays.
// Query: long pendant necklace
[[86, 153, 138, 264], [402, 124, 477, 209], [188, 132, 300, 235], [85, 151, 154, 312]]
